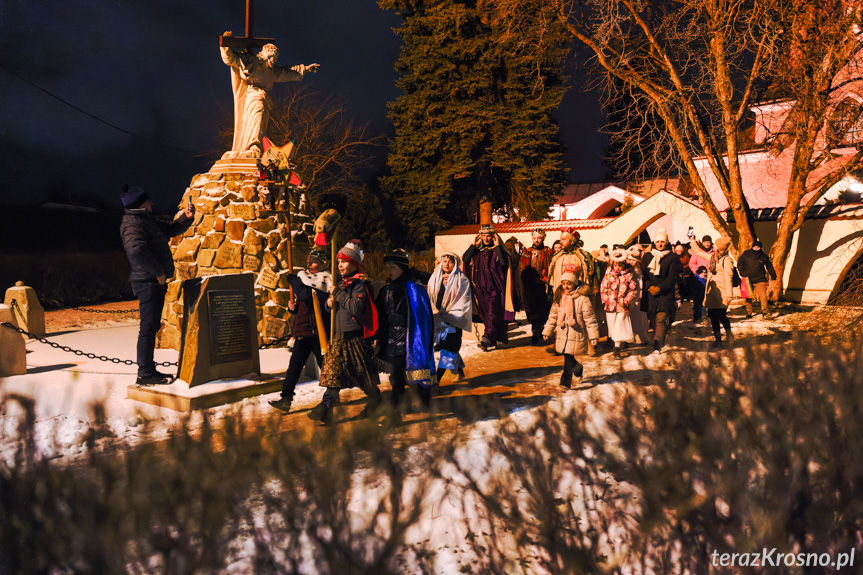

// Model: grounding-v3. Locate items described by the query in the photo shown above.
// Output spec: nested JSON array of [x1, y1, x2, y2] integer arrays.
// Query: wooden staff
[[312, 288, 329, 355], [330, 229, 337, 342], [284, 186, 293, 300]]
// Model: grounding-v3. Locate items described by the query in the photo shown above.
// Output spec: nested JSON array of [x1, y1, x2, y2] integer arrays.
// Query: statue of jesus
[[220, 31, 319, 159]]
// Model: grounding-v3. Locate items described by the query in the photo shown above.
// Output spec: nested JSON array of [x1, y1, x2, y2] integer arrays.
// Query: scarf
[[428, 260, 473, 332], [648, 249, 671, 276], [709, 250, 729, 274]]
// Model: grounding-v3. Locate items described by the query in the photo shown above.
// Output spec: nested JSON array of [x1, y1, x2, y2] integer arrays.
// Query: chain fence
[[2, 297, 293, 369], [1, 320, 174, 367], [71, 306, 138, 314]]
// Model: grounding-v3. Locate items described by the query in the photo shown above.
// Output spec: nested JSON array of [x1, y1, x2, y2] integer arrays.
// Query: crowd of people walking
[[263, 225, 778, 423]]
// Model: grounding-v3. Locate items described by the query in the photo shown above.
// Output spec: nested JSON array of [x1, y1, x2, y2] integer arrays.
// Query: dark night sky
[[0, 0, 607, 212]]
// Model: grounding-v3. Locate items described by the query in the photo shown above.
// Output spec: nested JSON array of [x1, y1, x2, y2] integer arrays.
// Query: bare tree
[[487, 0, 863, 298]]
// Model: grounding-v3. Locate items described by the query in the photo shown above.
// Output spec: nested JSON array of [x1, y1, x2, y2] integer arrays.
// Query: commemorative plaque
[[178, 273, 260, 386], [208, 289, 253, 365]]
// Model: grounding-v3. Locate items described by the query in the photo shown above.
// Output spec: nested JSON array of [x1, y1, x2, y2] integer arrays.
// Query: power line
[[0, 64, 197, 155]]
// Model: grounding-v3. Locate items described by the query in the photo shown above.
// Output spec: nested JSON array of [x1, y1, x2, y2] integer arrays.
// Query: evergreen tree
[[379, 0, 570, 246]]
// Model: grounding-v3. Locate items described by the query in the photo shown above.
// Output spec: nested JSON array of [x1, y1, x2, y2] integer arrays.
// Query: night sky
[[0, 0, 607, 212]]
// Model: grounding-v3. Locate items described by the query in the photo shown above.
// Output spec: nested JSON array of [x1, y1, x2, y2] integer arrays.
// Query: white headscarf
[[428, 252, 473, 333]]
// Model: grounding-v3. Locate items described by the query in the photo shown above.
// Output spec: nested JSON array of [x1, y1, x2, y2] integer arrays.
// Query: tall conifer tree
[[379, 0, 569, 245]]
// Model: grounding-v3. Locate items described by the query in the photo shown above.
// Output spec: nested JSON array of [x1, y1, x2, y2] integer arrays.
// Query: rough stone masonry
[[156, 159, 313, 351]]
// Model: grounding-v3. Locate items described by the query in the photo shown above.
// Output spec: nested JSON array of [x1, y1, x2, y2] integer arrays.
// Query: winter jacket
[[331, 273, 375, 339], [374, 276, 410, 358], [542, 285, 600, 356], [120, 208, 191, 282], [600, 267, 638, 313], [704, 253, 734, 309], [737, 248, 777, 285], [641, 250, 683, 314], [688, 240, 714, 275]]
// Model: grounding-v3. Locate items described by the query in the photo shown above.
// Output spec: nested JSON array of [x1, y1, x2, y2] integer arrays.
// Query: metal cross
[[219, 0, 274, 51]]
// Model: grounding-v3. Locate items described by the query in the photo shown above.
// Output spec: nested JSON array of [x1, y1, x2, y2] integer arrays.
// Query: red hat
[[561, 227, 580, 241]]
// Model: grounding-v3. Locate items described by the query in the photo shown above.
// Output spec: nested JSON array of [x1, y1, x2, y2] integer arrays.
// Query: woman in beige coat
[[704, 236, 734, 348], [542, 272, 600, 388]]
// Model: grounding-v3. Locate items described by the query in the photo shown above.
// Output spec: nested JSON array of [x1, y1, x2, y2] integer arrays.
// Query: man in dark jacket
[[120, 185, 193, 385], [737, 240, 777, 318], [269, 248, 332, 413], [641, 229, 683, 355]]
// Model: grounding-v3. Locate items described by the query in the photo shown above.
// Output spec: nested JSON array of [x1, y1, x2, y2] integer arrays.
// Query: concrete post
[[4, 281, 46, 338], [0, 304, 27, 376]]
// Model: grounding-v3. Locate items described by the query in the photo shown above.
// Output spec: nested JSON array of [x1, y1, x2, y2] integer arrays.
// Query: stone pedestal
[[178, 274, 261, 387], [157, 159, 314, 351], [4, 282, 45, 338], [0, 304, 27, 376]]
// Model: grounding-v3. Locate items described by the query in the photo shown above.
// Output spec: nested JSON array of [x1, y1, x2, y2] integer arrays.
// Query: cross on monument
[[219, 0, 275, 51]]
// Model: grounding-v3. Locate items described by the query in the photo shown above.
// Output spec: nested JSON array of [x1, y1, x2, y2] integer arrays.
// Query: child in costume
[[625, 245, 650, 344], [428, 252, 472, 382], [543, 272, 599, 389], [312, 239, 381, 423], [600, 248, 638, 359], [269, 247, 331, 413], [375, 249, 437, 408]]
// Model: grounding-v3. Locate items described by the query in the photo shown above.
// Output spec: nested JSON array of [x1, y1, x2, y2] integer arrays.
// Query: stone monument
[[155, 2, 319, 352], [178, 274, 260, 386]]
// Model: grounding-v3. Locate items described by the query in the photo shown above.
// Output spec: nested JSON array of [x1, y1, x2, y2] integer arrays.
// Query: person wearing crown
[[463, 224, 510, 351]]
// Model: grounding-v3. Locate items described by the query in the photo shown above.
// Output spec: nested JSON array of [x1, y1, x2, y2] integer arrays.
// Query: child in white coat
[[543, 272, 600, 389]]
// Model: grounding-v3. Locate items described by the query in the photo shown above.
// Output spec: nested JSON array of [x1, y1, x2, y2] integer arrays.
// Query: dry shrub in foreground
[[0, 403, 436, 574], [2, 332, 863, 574], [442, 333, 863, 573]]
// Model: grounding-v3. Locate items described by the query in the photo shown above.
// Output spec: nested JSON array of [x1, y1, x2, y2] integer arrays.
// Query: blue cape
[[405, 282, 437, 387]]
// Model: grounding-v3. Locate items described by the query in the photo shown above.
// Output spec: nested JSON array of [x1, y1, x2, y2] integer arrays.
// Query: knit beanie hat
[[560, 272, 578, 285], [654, 228, 669, 243], [715, 236, 732, 252], [696, 265, 708, 274], [702, 234, 713, 243], [384, 248, 411, 272], [337, 239, 364, 270], [753, 240, 763, 248], [121, 185, 149, 209], [308, 247, 329, 267]]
